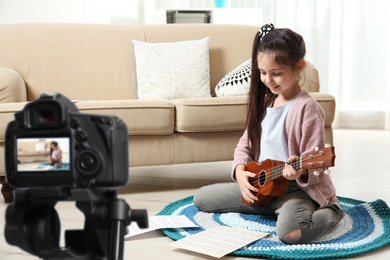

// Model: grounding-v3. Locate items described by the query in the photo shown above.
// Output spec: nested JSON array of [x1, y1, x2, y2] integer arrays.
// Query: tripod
[[5, 187, 148, 260]]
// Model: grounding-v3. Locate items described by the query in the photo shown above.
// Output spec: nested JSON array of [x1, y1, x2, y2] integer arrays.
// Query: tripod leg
[[108, 220, 125, 260], [107, 199, 130, 260]]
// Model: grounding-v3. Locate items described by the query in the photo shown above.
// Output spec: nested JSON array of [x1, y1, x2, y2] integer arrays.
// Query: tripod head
[[5, 187, 148, 260]]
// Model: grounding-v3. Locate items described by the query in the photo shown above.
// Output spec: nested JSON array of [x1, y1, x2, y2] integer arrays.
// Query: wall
[[0, 0, 110, 24], [0, 0, 262, 25], [0, 0, 153, 24]]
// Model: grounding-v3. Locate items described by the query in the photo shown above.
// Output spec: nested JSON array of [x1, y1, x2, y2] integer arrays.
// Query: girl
[[194, 24, 343, 244], [48, 141, 63, 168]]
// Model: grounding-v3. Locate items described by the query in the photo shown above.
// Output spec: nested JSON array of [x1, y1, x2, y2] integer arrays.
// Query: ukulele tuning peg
[[325, 143, 331, 148], [313, 170, 320, 176], [315, 147, 319, 151], [324, 169, 331, 175]]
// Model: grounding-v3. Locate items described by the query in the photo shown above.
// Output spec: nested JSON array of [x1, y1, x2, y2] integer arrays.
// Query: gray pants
[[193, 181, 344, 244]]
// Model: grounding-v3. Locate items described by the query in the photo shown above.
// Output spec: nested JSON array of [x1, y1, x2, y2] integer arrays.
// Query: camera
[[5, 93, 129, 188], [4, 93, 148, 260]]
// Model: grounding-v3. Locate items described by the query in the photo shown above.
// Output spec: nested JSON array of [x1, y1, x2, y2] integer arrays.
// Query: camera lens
[[80, 155, 95, 170], [76, 150, 101, 177]]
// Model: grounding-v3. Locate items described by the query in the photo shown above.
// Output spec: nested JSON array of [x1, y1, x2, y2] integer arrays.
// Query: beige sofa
[[0, 23, 335, 201], [16, 140, 51, 164]]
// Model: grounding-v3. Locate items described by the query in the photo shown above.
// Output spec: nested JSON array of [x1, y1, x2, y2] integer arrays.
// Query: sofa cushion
[[172, 96, 248, 132], [0, 100, 175, 141], [300, 61, 320, 93], [172, 93, 334, 133], [75, 100, 175, 135], [0, 24, 146, 101], [132, 37, 211, 100]]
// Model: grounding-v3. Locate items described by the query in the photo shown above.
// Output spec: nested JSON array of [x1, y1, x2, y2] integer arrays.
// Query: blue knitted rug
[[37, 162, 70, 171], [157, 196, 390, 259]]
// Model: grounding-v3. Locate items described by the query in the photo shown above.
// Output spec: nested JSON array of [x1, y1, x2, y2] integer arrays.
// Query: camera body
[[4, 93, 129, 188]]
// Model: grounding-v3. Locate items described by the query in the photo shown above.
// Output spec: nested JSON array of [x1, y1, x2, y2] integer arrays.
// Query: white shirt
[[258, 92, 302, 163]]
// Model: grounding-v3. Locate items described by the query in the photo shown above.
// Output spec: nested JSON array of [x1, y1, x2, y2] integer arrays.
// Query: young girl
[[48, 141, 63, 168], [194, 24, 343, 244]]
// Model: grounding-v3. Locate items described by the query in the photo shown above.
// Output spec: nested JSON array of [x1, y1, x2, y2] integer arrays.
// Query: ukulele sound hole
[[258, 171, 266, 187]]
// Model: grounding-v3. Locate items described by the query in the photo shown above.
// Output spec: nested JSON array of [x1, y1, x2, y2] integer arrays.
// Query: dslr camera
[[4, 93, 147, 260], [5, 93, 129, 188]]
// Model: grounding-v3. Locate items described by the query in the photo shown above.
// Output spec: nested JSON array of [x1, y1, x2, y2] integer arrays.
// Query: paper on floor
[[125, 215, 198, 239], [169, 226, 269, 258]]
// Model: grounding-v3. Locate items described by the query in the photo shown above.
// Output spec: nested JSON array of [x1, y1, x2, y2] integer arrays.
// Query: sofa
[[16, 140, 51, 164], [0, 23, 335, 202]]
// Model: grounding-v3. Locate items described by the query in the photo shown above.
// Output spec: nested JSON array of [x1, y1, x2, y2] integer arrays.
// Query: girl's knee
[[281, 229, 302, 244], [193, 189, 205, 209], [193, 186, 214, 211], [276, 217, 309, 244]]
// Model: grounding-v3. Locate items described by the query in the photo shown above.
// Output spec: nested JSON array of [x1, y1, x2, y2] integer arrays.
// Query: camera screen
[[16, 137, 71, 172]]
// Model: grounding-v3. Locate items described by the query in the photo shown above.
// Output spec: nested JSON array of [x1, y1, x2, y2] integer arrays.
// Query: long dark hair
[[246, 27, 306, 161]]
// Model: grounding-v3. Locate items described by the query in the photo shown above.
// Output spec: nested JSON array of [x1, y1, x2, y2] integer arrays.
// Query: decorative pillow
[[132, 38, 211, 100], [215, 59, 251, 97]]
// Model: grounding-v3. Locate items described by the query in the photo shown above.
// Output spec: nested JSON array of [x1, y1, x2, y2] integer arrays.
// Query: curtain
[[253, 0, 390, 130]]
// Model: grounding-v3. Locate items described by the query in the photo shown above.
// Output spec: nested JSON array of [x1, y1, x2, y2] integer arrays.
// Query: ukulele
[[242, 145, 335, 206]]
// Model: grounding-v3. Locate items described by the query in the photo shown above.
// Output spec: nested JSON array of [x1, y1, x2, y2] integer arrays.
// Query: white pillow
[[215, 59, 251, 97], [132, 38, 211, 100]]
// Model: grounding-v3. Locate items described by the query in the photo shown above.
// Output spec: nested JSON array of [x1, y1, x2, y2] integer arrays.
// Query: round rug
[[157, 196, 390, 259]]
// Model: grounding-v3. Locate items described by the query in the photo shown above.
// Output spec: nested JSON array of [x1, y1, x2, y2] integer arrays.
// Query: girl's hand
[[235, 165, 259, 204], [283, 156, 306, 180]]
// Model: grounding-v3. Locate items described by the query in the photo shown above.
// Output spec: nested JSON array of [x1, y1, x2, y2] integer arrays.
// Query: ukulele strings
[[249, 152, 326, 186]]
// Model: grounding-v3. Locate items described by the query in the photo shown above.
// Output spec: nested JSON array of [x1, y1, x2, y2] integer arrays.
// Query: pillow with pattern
[[214, 59, 251, 97]]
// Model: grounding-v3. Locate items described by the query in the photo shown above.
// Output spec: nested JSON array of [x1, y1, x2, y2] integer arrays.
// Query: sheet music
[[125, 215, 198, 239], [169, 226, 269, 258]]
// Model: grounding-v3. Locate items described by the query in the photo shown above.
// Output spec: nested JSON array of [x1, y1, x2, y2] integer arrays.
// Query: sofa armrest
[[0, 67, 27, 103], [309, 92, 335, 127]]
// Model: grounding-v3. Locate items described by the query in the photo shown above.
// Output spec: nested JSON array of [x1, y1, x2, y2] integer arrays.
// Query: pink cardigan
[[232, 90, 336, 208]]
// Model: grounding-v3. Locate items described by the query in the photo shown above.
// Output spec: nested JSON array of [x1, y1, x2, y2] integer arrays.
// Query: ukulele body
[[242, 146, 335, 207], [243, 159, 289, 207]]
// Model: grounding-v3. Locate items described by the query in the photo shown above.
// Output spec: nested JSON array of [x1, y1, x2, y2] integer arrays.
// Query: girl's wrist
[[235, 165, 246, 174]]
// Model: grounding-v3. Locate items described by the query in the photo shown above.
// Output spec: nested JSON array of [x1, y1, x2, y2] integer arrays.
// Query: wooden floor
[[0, 129, 389, 259]]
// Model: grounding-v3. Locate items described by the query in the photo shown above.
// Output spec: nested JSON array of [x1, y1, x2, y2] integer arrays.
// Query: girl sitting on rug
[[194, 24, 344, 244], [48, 141, 63, 169]]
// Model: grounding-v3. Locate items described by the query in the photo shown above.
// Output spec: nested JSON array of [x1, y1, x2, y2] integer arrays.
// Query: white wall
[[0, 0, 111, 24], [0, 0, 262, 25], [0, 0, 154, 24], [0, 0, 163, 24]]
